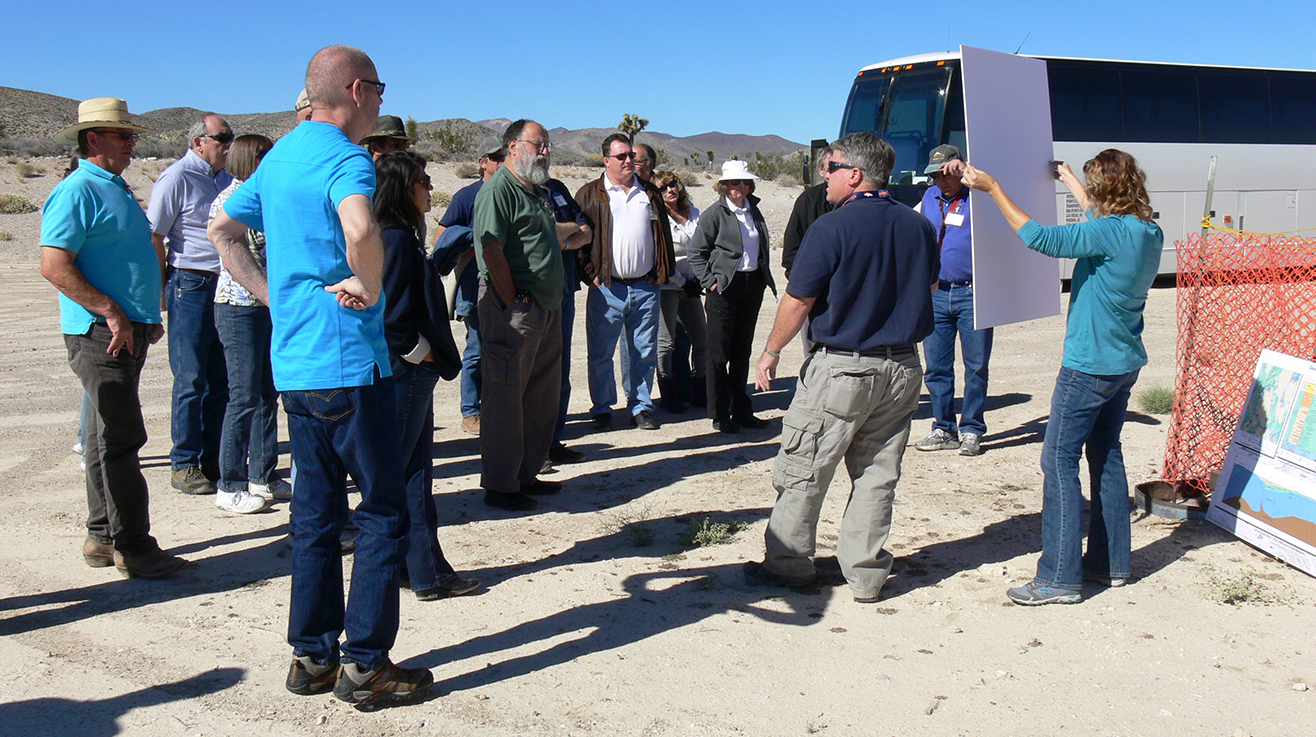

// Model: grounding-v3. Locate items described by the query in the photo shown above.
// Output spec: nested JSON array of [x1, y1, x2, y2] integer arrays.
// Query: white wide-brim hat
[[717, 159, 759, 182], [54, 97, 151, 145]]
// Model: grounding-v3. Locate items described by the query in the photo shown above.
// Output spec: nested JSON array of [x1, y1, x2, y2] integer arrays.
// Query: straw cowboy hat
[[54, 97, 151, 145], [717, 159, 759, 181]]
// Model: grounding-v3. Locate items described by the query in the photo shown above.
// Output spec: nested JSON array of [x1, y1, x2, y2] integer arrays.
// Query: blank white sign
[[960, 45, 1062, 329]]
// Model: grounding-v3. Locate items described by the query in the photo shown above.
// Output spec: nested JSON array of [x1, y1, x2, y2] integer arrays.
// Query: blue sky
[[5, 1, 1315, 144]]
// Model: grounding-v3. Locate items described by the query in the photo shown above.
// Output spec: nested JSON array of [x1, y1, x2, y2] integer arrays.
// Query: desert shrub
[[583, 153, 605, 168], [0, 193, 38, 214], [431, 191, 452, 209], [424, 122, 477, 157], [0, 231, 12, 240], [455, 162, 480, 179], [1137, 386, 1174, 414], [678, 517, 746, 548], [1204, 565, 1287, 606], [15, 161, 36, 178], [605, 506, 658, 547]]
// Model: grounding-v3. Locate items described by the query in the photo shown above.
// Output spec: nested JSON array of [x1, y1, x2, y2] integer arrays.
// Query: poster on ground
[[959, 45, 1062, 330], [1209, 348, 1316, 577]]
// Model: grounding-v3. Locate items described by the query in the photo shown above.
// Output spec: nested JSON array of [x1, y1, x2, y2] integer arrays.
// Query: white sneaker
[[72, 440, 84, 455], [216, 489, 270, 514], [250, 478, 293, 502]]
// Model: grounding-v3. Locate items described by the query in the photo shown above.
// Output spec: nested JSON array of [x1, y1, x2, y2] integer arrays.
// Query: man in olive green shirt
[[471, 119, 565, 511]]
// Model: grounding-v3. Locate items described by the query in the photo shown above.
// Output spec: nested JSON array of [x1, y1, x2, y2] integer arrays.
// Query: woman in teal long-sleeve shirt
[[959, 150, 1163, 606]]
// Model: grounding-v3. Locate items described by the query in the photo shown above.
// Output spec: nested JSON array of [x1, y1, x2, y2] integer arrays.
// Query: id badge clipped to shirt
[[944, 212, 965, 228]]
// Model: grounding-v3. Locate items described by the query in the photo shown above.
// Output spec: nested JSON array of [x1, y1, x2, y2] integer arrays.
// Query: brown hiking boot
[[333, 659, 433, 711], [83, 536, 113, 568], [113, 548, 187, 579]]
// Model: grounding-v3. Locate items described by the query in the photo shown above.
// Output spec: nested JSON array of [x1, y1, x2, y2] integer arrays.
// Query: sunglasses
[[660, 181, 681, 191], [346, 79, 386, 96], [414, 175, 432, 188], [724, 179, 752, 186], [609, 151, 637, 160], [827, 161, 859, 174], [200, 132, 235, 144], [92, 129, 139, 142]]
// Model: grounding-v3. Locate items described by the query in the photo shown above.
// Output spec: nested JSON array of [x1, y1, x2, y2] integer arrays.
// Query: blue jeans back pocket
[[282, 388, 356, 422]]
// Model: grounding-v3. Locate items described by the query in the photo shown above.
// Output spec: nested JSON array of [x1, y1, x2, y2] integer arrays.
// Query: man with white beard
[[470, 119, 565, 511]]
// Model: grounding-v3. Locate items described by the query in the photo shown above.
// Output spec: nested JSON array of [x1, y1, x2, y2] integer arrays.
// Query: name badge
[[944, 212, 965, 228], [553, 194, 567, 207]]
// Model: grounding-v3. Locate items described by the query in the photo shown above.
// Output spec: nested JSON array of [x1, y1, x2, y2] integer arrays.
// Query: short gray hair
[[831, 132, 894, 189], [187, 114, 215, 141], [814, 145, 831, 170]]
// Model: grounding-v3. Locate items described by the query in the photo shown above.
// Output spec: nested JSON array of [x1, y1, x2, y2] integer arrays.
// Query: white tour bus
[[840, 52, 1316, 276]]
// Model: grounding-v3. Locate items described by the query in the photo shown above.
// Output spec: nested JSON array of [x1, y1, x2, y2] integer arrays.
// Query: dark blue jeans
[[167, 268, 228, 469], [458, 263, 482, 418], [554, 287, 576, 444], [283, 378, 405, 669], [215, 303, 278, 492], [1034, 366, 1139, 588], [391, 359, 457, 591], [922, 283, 993, 437]]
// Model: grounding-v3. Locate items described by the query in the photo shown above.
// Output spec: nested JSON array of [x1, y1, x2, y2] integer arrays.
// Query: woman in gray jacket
[[688, 160, 777, 433]]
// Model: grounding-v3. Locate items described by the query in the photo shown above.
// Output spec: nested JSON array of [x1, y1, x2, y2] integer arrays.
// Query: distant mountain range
[[0, 87, 804, 166]]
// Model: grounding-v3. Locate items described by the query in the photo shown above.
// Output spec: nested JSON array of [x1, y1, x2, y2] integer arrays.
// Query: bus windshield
[[840, 64, 956, 199]]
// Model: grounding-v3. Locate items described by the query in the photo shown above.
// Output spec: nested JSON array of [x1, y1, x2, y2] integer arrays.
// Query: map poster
[[1209, 349, 1316, 576]]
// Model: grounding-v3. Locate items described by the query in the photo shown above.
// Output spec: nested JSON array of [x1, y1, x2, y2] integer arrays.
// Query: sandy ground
[[0, 157, 1313, 737]]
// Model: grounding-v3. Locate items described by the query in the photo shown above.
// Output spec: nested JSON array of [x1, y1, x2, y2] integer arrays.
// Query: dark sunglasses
[[346, 79, 386, 96], [414, 175, 432, 187], [609, 151, 637, 160], [827, 161, 859, 174], [200, 132, 235, 144], [724, 179, 752, 186], [92, 129, 139, 141], [660, 181, 681, 191]]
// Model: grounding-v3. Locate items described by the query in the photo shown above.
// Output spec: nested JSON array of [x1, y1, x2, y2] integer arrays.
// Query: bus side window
[[1048, 61, 1122, 142], [1271, 74, 1316, 145], [1200, 70, 1271, 144], [1122, 68, 1199, 143]]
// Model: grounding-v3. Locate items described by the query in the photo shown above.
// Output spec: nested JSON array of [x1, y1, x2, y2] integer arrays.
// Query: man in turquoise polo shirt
[[40, 97, 187, 580], [471, 119, 565, 511], [210, 45, 431, 710]]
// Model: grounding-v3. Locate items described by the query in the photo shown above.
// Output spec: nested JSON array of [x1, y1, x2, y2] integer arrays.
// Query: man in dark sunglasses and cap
[[147, 112, 235, 497]]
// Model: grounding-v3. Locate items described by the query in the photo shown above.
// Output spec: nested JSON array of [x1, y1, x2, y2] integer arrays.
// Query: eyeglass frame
[[198, 131, 235, 145], [346, 79, 386, 96], [90, 129, 140, 142], [515, 138, 552, 152]]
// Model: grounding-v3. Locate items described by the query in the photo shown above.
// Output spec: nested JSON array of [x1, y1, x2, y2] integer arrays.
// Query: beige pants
[[763, 347, 922, 599]]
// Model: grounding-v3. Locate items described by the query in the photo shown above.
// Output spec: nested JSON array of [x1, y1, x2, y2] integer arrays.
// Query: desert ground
[[0, 155, 1312, 737]]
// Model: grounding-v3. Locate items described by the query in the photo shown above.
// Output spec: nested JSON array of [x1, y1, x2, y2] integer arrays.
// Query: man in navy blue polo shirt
[[747, 131, 939, 604], [913, 144, 992, 457]]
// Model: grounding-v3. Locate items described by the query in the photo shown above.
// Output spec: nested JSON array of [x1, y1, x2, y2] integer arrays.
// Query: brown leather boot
[[83, 536, 113, 568], [113, 548, 187, 579]]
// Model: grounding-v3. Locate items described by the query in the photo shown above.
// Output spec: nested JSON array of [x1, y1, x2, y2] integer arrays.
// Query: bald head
[[305, 45, 376, 108]]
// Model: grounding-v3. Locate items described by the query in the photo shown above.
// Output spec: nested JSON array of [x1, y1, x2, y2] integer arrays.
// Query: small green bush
[[584, 153, 605, 168], [15, 161, 36, 178], [1137, 385, 1174, 414], [0, 193, 37, 214], [431, 191, 452, 209], [678, 517, 746, 548], [0, 231, 12, 241], [455, 162, 480, 179]]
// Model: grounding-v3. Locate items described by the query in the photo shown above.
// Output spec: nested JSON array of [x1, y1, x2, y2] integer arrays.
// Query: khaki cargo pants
[[763, 347, 922, 599]]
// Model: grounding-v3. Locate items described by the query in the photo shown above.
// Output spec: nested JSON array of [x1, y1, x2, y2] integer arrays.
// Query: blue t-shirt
[[919, 185, 972, 283], [439, 180, 482, 229], [223, 121, 390, 391], [40, 160, 162, 334], [788, 191, 939, 350], [1018, 213, 1163, 375]]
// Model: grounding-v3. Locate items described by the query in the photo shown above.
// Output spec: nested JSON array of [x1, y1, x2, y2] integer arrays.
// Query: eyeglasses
[[724, 179, 751, 187], [414, 175, 432, 188], [827, 161, 859, 174], [200, 132, 235, 145], [608, 151, 637, 161], [485, 153, 504, 163], [92, 129, 139, 142], [660, 181, 681, 191], [346, 79, 386, 96], [516, 138, 552, 152]]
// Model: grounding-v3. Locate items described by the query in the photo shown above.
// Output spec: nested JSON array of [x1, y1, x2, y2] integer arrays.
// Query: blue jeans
[[283, 377, 405, 669], [167, 268, 228, 469], [1034, 366, 1139, 588], [922, 283, 993, 437], [457, 262, 482, 418], [554, 287, 577, 444], [391, 359, 456, 591], [215, 303, 278, 492], [586, 280, 660, 416]]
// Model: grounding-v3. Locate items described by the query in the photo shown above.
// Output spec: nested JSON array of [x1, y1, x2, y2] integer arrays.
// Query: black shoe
[[591, 412, 612, 430], [548, 443, 587, 464], [631, 410, 660, 430], [333, 659, 433, 711], [287, 654, 339, 695], [742, 560, 817, 590], [415, 576, 480, 600], [712, 419, 740, 434], [522, 479, 562, 495], [483, 490, 538, 511], [733, 414, 770, 430]]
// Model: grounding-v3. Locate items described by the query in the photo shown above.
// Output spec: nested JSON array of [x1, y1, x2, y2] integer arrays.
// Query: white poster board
[[1209, 349, 1316, 577], [959, 45, 1062, 329]]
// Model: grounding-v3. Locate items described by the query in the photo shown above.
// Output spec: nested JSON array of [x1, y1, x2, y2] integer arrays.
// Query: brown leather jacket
[[574, 174, 675, 287]]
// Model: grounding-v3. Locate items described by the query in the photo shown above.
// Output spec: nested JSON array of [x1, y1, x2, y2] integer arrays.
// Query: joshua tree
[[618, 113, 649, 137]]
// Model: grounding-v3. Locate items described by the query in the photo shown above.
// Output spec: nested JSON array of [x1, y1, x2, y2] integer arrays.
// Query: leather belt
[[817, 344, 917, 360]]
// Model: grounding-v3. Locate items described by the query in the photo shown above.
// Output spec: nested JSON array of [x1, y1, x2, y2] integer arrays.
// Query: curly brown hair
[[1083, 149, 1153, 222], [651, 170, 690, 218]]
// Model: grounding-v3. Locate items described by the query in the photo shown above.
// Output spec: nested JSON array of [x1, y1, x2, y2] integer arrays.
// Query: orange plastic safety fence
[[1163, 232, 1316, 493]]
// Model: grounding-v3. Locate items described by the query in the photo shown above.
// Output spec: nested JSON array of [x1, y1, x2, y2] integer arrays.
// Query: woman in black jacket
[[687, 160, 777, 433], [374, 151, 476, 600]]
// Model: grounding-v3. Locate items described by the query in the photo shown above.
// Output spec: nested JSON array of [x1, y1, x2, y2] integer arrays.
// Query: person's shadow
[[0, 667, 244, 737]]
